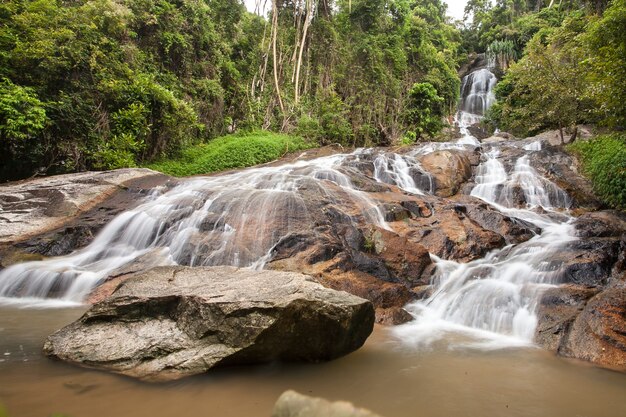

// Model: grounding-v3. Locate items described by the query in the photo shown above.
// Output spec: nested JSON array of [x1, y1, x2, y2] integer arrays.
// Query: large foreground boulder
[[44, 266, 375, 381], [272, 390, 383, 417]]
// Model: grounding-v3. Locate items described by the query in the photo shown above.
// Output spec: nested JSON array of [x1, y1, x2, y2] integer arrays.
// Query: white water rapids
[[395, 142, 575, 349], [0, 153, 403, 306]]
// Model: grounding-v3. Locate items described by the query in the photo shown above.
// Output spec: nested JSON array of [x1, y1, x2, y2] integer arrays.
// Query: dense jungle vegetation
[[0, 0, 462, 180], [0, 0, 624, 206]]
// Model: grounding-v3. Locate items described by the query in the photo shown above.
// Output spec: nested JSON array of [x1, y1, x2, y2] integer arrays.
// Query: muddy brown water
[[1, 307, 625, 417]]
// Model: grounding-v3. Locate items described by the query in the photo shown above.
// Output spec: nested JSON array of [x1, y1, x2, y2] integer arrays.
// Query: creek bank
[[44, 266, 374, 381]]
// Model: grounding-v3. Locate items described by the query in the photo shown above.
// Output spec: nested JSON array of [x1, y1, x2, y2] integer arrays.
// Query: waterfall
[[470, 150, 570, 210], [459, 68, 497, 119], [395, 144, 575, 349], [390, 68, 576, 348], [455, 65, 497, 146], [372, 153, 433, 195], [0, 151, 436, 306]]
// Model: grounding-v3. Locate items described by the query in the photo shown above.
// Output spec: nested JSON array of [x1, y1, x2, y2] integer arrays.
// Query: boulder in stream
[[272, 390, 383, 417], [44, 266, 375, 381], [417, 150, 472, 197], [535, 210, 626, 371]]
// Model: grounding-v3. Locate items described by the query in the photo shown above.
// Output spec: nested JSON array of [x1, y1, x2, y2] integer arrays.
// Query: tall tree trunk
[[271, 0, 285, 113], [294, 0, 312, 104], [570, 126, 578, 143]]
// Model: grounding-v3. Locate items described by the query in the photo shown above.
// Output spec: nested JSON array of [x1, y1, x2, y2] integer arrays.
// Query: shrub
[[569, 134, 626, 209], [404, 82, 445, 141], [147, 131, 314, 177]]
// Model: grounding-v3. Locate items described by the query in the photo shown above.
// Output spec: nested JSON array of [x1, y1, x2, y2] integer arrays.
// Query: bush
[[146, 131, 314, 177], [404, 82, 445, 141], [0, 78, 48, 179], [569, 134, 626, 209]]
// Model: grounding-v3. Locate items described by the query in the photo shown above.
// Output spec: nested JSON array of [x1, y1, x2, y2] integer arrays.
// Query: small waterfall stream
[[394, 67, 575, 349], [458, 67, 497, 126]]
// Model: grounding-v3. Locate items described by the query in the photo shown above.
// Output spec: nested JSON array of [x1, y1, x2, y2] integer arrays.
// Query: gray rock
[[0, 168, 167, 245], [44, 266, 375, 381], [574, 210, 626, 238], [271, 390, 383, 417]]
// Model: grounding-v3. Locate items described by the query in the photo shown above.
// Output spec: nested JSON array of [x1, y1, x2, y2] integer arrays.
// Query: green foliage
[[0, 77, 48, 179], [583, 0, 626, 127], [488, 1, 625, 136], [0, 0, 259, 181], [0, 0, 465, 180], [146, 131, 314, 177], [316, 91, 354, 146], [404, 82, 445, 140], [569, 134, 626, 209], [260, 0, 462, 147], [487, 39, 518, 69], [0, 78, 46, 141]]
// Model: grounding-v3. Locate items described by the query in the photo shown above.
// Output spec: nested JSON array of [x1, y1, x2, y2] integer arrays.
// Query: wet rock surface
[[535, 210, 626, 371], [560, 288, 626, 372], [528, 145, 602, 210], [2, 138, 624, 373], [0, 169, 173, 268], [44, 266, 375, 381], [417, 150, 472, 197], [0, 169, 169, 244]]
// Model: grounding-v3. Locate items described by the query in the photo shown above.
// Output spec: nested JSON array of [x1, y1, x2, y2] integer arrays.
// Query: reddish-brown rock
[[560, 288, 626, 372], [418, 150, 472, 197]]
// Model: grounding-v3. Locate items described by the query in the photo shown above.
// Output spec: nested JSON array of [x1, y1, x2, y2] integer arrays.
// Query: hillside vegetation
[[461, 0, 625, 209], [146, 131, 312, 176], [0, 0, 462, 181]]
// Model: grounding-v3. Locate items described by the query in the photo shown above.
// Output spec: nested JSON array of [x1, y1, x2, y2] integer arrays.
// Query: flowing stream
[[0, 153, 407, 305], [395, 141, 576, 349]]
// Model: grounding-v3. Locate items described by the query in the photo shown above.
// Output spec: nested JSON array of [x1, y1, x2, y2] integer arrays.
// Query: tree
[[404, 82, 445, 140], [492, 13, 593, 139], [584, 0, 626, 128], [0, 78, 47, 179]]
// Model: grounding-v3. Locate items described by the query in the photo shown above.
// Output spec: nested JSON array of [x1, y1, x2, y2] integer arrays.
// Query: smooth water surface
[[1, 307, 625, 417]]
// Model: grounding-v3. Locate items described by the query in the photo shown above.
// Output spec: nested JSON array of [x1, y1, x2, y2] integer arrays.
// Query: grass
[[145, 130, 315, 177], [568, 133, 626, 210]]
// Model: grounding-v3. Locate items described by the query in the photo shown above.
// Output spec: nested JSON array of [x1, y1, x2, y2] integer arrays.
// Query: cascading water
[[454, 62, 498, 147], [458, 68, 497, 126], [372, 153, 433, 195], [395, 142, 576, 349], [391, 61, 576, 349], [0, 151, 434, 306], [0, 55, 575, 351]]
